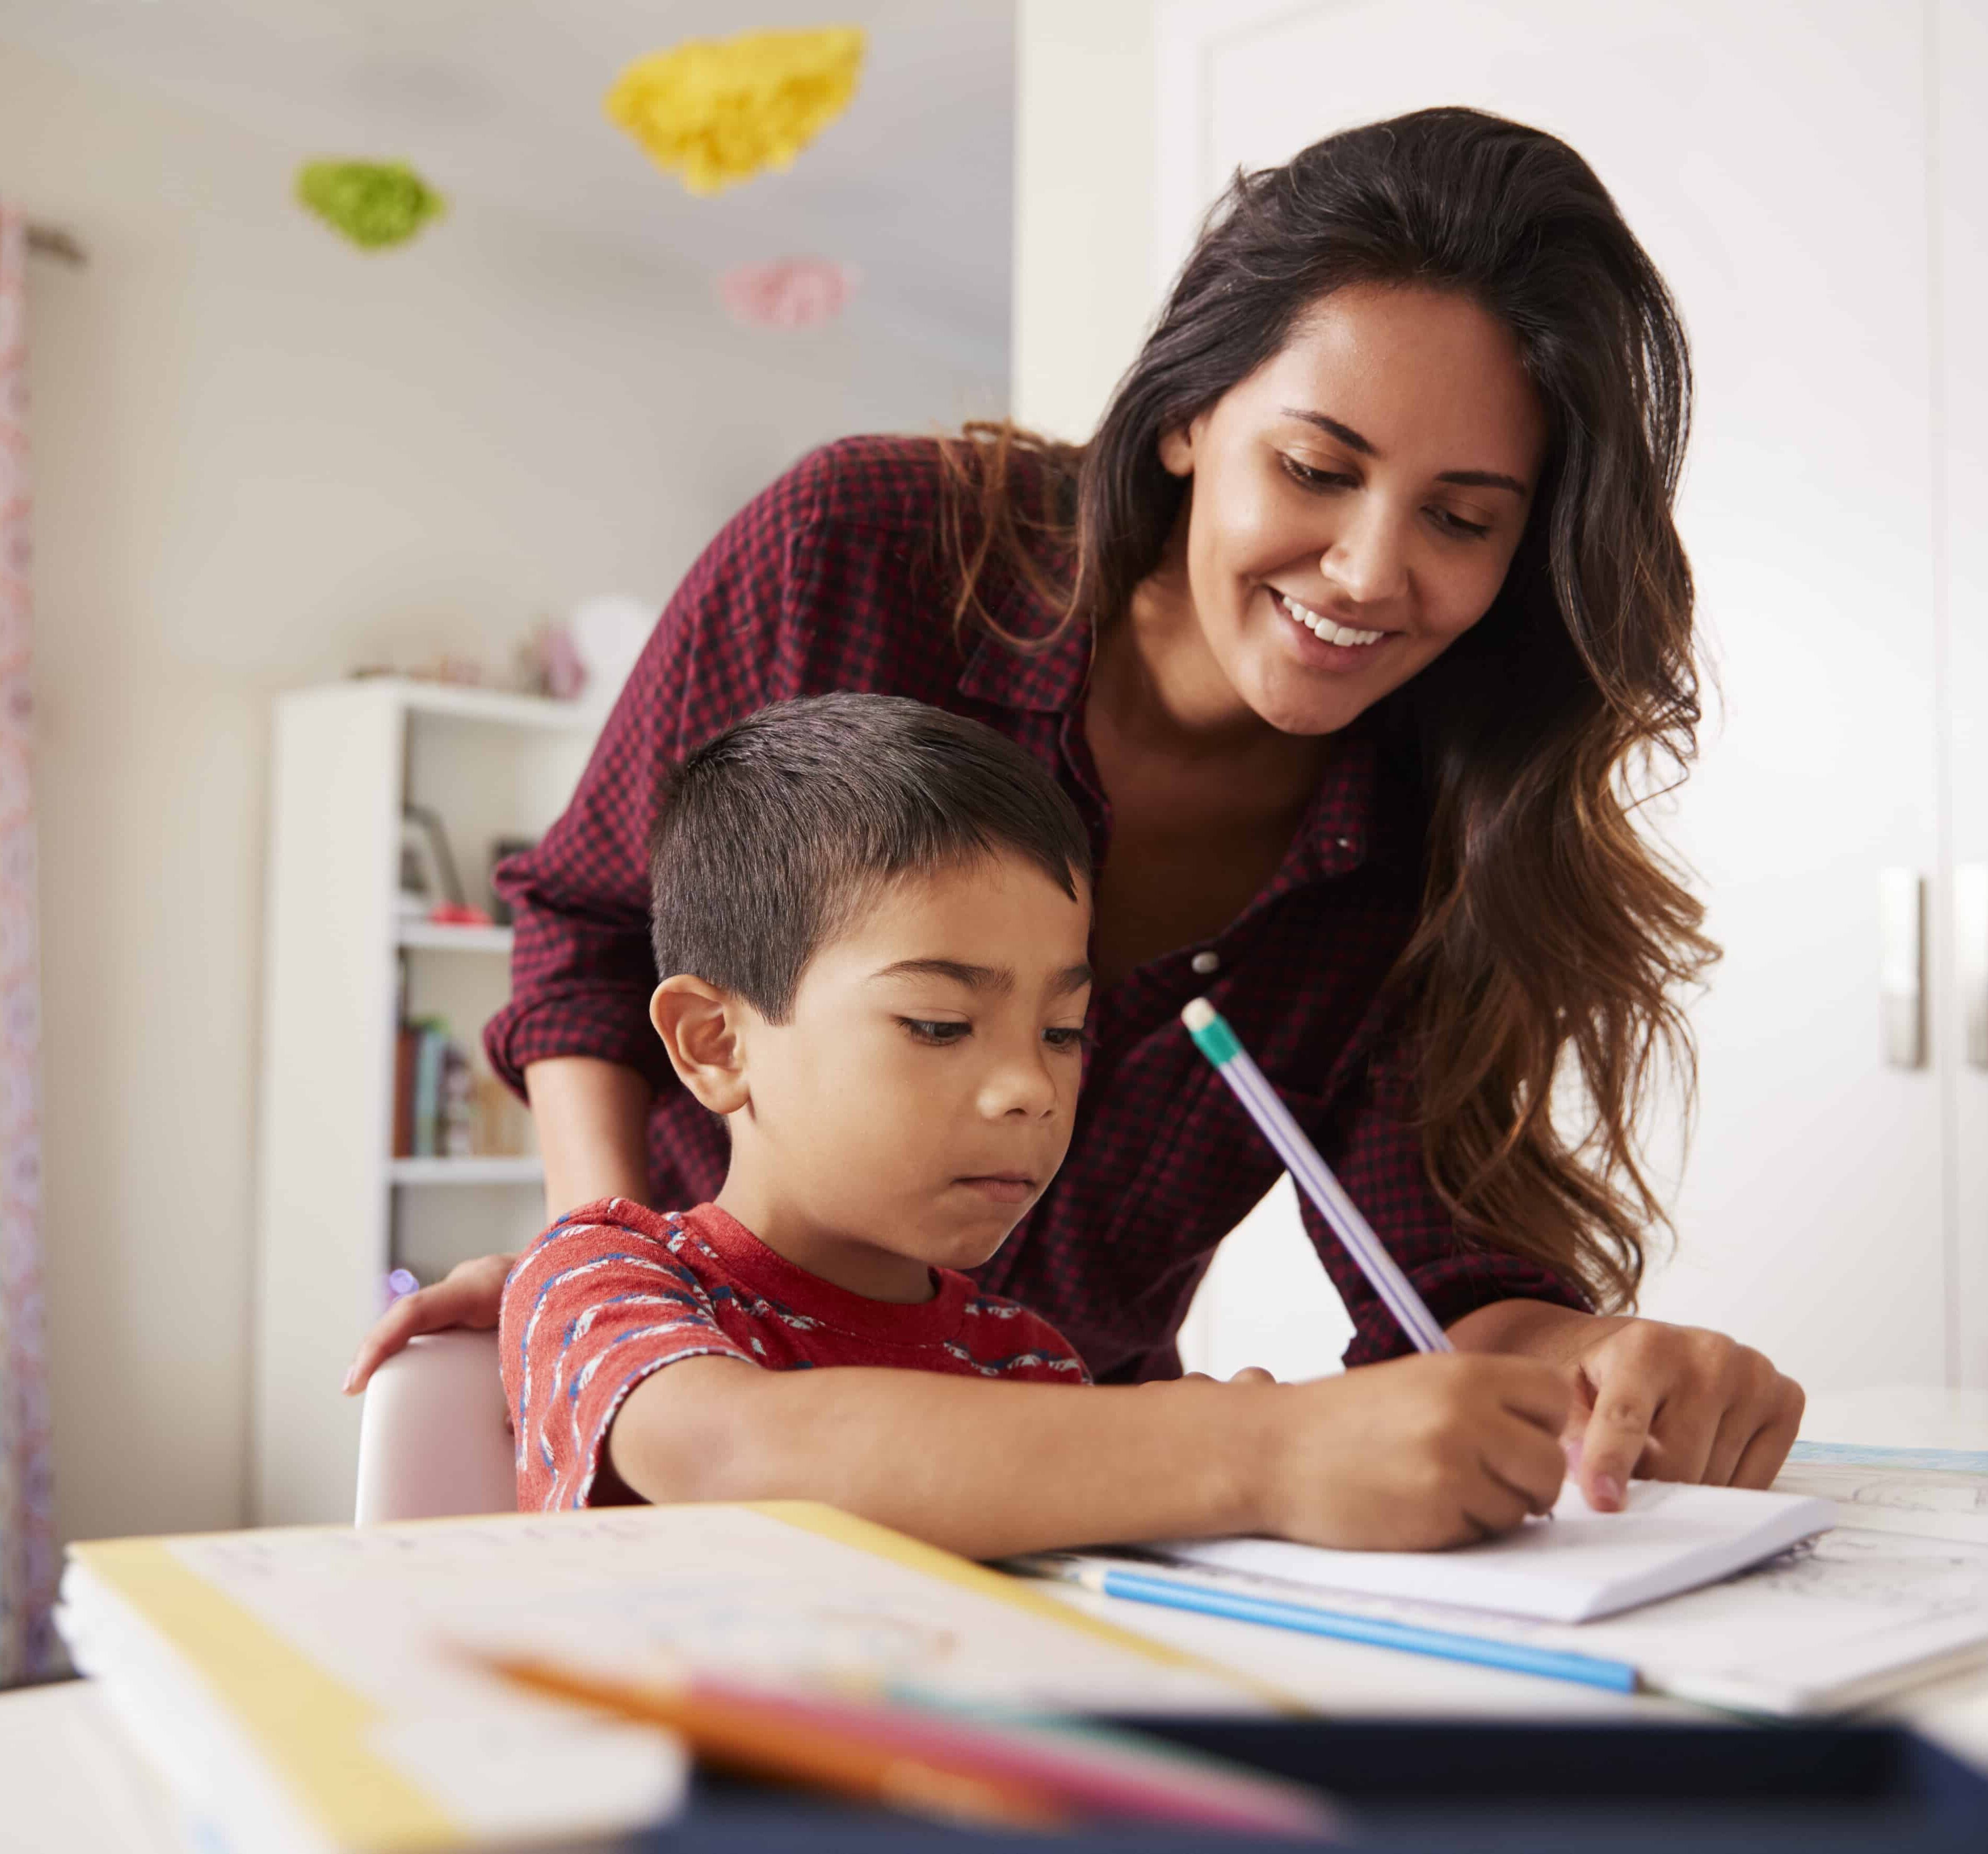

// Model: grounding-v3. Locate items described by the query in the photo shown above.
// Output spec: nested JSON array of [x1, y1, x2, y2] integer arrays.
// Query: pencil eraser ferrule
[[1182, 1001, 1242, 1067]]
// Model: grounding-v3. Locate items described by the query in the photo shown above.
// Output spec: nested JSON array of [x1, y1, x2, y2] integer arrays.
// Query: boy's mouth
[[954, 1173, 1037, 1205]]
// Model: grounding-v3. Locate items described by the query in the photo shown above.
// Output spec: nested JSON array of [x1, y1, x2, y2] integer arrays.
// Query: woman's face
[[1159, 283, 1549, 737]]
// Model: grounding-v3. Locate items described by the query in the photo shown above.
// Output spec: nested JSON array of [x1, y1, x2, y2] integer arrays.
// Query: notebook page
[[163, 1504, 1263, 1716], [1147, 1482, 1835, 1622]]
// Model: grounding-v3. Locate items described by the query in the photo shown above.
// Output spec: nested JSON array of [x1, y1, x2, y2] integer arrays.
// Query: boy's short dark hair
[[650, 693, 1092, 1020]]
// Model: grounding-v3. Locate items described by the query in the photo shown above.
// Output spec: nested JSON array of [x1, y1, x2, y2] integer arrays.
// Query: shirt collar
[[957, 598, 1398, 894]]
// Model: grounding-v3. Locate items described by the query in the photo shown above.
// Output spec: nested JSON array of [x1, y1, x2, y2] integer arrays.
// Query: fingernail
[[340, 1368, 356, 1395], [1594, 1473, 1625, 1509]]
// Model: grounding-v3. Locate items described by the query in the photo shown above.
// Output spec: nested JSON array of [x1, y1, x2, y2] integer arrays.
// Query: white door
[[1940, 0, 1988, 1387], [1160, 0, 1966, 1393]]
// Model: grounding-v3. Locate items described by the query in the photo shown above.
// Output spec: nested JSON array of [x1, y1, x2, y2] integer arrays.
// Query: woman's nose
[[1321, 502, 1409, 607]]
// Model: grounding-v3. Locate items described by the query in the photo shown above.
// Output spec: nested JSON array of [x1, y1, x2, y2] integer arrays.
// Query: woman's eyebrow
[[1282, 407, 1377, 454], [1279, 407, 1528, 496]]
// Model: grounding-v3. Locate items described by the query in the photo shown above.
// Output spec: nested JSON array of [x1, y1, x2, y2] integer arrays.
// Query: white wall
[[1012, 0, 1159, 442], [4, 36, 1003, 1548]]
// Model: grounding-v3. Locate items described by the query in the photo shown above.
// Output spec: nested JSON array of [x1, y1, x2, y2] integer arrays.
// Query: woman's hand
[[341, 1253, 518, 1395], [1448, 1301, 1805, 1512], [337, 1058, 654, 1394]]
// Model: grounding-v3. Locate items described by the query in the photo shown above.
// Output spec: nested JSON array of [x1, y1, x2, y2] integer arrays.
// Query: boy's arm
[[608, 1351, 1573, 1561]]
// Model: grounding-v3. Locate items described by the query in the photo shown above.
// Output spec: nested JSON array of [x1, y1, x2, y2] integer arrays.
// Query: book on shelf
[[391, 1024, 418, 1159], [392, 1017, 530, 1165], [410, 1018, 449, 1158]]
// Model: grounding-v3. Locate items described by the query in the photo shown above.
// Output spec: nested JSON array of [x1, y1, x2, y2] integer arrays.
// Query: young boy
[[501, 693, 1571, 1559]]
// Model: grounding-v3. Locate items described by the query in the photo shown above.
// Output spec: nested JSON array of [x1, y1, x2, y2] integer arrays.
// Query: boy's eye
[[900, 1018, 970, 1045], [1043, 1026, 1086, 1052]]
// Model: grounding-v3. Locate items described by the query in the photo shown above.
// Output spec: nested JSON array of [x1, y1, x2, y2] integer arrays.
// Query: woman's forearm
[[524, 1057, 654, 1220]]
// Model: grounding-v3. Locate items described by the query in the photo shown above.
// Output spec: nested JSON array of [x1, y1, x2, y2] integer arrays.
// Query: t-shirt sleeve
[[499, 1211, 757, 1511]]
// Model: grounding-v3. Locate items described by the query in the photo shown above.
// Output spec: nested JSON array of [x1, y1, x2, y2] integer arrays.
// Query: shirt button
[[1190, 950, 1221, 976], [1336, 836, 1355, 851]]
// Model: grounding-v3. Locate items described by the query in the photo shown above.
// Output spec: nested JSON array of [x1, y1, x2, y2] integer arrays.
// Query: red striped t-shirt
[[500, 1199, 1091, 1511]]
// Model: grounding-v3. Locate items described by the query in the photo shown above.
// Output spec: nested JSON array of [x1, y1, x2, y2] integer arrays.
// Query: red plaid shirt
[[485, 435, 1587, 1380]]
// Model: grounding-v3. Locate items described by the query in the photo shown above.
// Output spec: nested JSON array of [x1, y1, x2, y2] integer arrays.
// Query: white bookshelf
[[253, 678, 599, 1524], [394, 921, 515, 955], [388, 1155, 546, 1187]]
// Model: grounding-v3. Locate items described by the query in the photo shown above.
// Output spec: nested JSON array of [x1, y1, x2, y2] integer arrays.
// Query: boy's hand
[[1254, 1353, 1571, 1550], [341, 1252, 517, 1394]]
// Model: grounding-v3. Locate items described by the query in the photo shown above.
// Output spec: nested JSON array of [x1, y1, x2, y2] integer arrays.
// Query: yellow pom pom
[[605, 26, 866, 196]]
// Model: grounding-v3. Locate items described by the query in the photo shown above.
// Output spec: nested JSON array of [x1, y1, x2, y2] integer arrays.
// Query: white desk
[[6, 1384, 1987, 1850]]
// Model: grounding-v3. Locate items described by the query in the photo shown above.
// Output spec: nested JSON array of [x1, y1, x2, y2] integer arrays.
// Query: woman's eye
[[1428, 505, 1492, 539], [1279, 455, 1354, 491], [900, 1018, 970, 1045], [1043, 1026, 1086, 1052]]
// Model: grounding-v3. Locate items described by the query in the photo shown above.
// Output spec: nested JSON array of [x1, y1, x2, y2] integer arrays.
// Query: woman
[[348, 108, 1803, 1512]]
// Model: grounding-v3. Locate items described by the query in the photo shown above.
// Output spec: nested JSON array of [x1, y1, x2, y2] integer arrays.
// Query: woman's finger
[[1697, 1400, 1760, 1488], [1698, 1354, 1788, 1486], [1728, 1378, 1806, 1488], [340, 1254, 518, 1394], [1641, 1377, 1726, 1485], [342, 1291, 445, 1394], [1576, 1346, 1667, 1511]]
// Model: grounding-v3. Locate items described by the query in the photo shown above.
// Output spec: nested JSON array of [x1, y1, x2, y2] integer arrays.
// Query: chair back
[[354, 1329, 516, 1524]]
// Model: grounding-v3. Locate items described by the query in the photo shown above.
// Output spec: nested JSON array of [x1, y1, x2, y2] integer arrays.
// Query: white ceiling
[[0, 0, 1014, 373]]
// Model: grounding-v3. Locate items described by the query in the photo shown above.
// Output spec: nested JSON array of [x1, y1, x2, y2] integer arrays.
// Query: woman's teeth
[[1277, 591, 1386, 648]]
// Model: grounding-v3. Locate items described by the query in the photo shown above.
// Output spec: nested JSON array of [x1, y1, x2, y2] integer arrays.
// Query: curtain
[[0, 205, 54, 1686]]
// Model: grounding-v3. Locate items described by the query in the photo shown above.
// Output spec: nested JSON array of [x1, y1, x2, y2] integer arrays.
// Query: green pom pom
[[296, 160, 445, 250]]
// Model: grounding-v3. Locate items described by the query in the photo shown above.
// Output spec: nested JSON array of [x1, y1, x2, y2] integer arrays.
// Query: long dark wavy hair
[[938, 107, 1716, 1313]]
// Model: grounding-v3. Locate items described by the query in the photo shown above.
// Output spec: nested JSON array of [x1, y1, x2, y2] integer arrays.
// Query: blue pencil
[[1181, 998, 1452, 1354], [1038, 1559, 1638, 1695]]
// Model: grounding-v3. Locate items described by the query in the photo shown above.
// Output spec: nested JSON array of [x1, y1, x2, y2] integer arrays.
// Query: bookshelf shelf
[[256, 678, 599, 1524], [390, 1155, 544, 1186], [396, 920, 515, 954]]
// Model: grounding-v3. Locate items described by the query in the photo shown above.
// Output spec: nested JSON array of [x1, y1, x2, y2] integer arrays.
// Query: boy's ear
[[650, 977, 751, 1115]]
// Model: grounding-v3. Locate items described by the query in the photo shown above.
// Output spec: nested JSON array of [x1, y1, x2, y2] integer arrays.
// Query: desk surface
[[7, 1383, 1988, 1852]]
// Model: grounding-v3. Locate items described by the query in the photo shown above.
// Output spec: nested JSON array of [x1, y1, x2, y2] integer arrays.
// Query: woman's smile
[[1268, 586, 1399, 672]]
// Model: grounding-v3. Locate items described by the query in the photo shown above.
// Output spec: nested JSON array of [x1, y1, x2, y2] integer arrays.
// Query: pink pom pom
[[717, 257, 859, 328]]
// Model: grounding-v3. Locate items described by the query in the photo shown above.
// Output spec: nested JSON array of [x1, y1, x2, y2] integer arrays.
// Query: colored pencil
[[473, 1650, 1340, 1837], [1027, 1556, 1638, 1694], [1182, 998, 1452, 1354]]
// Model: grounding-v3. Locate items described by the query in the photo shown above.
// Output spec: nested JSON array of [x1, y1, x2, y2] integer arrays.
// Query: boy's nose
[[978, 1046, 1059, 1119]]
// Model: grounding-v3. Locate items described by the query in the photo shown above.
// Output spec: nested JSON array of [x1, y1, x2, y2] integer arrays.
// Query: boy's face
[[665, 851, 1092, 1300]]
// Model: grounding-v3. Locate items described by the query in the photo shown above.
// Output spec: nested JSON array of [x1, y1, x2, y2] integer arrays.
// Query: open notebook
[[1023, 1456, 1988, 1716], [1142, 1481, 1836, 1623]]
